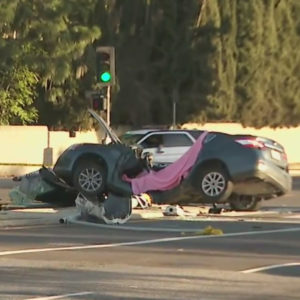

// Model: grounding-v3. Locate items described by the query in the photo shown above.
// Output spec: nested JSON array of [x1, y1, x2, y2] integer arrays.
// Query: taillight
[[282, 152, 288, 161], [235, 138, 265, 149]]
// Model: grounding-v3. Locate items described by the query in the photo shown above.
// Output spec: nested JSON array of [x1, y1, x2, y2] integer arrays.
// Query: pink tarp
[[124, 131, 208, 195]]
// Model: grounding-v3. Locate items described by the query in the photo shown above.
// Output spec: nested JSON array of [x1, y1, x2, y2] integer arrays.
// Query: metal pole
[[172, 88, 178, 129], [172, 100, 176, 129], [106, 85, 111, 126]]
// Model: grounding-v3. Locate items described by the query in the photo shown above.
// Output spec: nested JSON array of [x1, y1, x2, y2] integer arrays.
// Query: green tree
[[202, 0, 238, 122], [11, 0, 101, 129], [107, 0, 217, 125], [234, 0, 267, 127], [1, 0, 299, 128], [0, 0, 38, 124], [235, 0, 300, 127], [0, 66, 38, 125], [271, 0, 300, 127]]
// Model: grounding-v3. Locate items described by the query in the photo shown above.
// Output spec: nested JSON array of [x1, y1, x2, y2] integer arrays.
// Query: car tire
[[199, 165, 232, 202], [229, 195, 262, 211], [73, 160, 106, 197]]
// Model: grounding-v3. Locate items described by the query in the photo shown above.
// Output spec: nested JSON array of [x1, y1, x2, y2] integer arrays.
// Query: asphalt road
[[0, 220, 300, 300], [0, 177, 300, 299]]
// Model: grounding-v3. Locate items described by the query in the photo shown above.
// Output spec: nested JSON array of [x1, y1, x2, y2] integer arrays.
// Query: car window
[[189, 130, 204, 140], [140, 134, 163, 148], [120, 133, 145, 145], [163, 133, 193, 147]]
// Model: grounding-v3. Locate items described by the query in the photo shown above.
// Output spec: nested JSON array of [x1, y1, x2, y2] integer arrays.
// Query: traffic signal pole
[[92, 46, 115, 126], [106, 85, 111, 126]]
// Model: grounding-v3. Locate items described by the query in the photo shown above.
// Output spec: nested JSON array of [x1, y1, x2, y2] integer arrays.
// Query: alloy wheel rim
[[78, 168, 103, 192], [202, 172, 226, 197]]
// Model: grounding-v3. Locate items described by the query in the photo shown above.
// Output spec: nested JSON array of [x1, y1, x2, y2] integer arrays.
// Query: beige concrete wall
[[182, 123, 300, 165], [0, 166, 41, 177], [0, 126, 48, 165], [0, 126, 102, 177], [50, 130, 101, 165]]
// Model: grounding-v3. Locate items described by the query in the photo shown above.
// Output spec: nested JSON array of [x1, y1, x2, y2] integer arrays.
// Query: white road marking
[[242, 262, 300, 274], [12, 208, 58, 213], [69, 216, 205, 232], [25, 291, 94, 299], [0, 227, 300, 257], [1, 224, 61, 231]]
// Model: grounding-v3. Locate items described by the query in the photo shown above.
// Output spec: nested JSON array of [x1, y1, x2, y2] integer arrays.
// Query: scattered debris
[[75, 193, 132, 225], [208, 207, 223, 214], [131, 193, 152, 209], [201, 226, 223, 235], [163, 205, 186, 216]]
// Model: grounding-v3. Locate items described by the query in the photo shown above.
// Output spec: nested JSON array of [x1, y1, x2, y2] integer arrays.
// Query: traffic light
[[91, 92, 107, 111], [96, 46, 115, 87]]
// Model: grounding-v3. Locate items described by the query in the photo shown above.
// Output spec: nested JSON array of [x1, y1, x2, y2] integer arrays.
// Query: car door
[[161, 133, 194, 163], [139, 132, 194, 164], [138, 133, 164, 163]]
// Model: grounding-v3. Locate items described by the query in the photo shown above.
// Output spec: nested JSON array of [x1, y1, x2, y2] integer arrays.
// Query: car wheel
[[73, 160, 106, 197], [199, 165, 232, 202], [229, 195, 261, 211]]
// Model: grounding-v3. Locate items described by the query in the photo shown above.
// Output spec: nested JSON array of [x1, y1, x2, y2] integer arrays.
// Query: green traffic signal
[[96, 47, 115, 86], [100, 71, 111, 83]]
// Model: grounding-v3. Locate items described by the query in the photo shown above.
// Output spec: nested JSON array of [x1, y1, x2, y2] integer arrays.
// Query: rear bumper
[[232, 160, 292, 196]]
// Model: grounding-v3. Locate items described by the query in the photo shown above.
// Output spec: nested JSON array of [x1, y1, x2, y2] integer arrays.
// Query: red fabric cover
[[123, 131, 208, 195]]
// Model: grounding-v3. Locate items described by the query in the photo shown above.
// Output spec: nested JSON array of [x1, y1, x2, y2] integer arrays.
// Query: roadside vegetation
[[0, 0, 299, 129]]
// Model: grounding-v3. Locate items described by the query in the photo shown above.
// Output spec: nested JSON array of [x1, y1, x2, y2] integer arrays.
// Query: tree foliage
[[0, 66, 38, 125], [0, 0, 38, 124], [0, 0, 299, 128]]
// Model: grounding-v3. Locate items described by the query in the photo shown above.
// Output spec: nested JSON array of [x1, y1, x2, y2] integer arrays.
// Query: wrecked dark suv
[[52, 109, 292, 213]]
